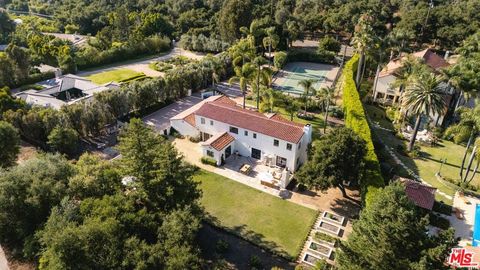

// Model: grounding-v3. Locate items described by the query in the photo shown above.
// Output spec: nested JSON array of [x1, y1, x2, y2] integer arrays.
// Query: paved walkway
[[370, 121, 453, 200]]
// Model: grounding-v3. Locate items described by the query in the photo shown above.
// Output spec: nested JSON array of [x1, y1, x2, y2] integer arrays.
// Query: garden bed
[[307, 240, 333, 259], [318, 221, 341, 236], [321, 211, 345, 226]]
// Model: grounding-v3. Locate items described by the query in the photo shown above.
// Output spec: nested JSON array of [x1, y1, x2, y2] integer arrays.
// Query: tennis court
[[273, 62, 338, 95]]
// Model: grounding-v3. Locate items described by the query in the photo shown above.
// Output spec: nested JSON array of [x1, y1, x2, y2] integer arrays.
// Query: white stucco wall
[[194, 115, 308, 172], [170, 119, 199, 137]]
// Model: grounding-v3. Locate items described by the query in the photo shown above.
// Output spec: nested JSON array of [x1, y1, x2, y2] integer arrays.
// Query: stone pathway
[[370, 122, 453, 200]]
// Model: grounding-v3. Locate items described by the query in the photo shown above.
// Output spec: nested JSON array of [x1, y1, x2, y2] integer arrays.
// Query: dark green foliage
[[0, 153, 74, 258], [181, 33, 230, 53], [337, 183, 457, 270], [297, 127, 367, 197], [0, 120, 20, 167], [287, 49, 336, 64], [342, 55, 384, 205], [218, 0, 253, 42], [318, 36, 341, 53], [47, 126, 79, 156], [201, 156, 217, 166], [274, 51, 287, 69]]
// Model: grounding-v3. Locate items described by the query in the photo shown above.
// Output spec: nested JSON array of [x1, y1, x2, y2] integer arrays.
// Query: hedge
[[286, 48, 336, 65], [341, 54, 384, 206]]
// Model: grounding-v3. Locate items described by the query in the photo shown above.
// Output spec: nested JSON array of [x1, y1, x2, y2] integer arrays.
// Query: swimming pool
[[472, 204, 480, 246]]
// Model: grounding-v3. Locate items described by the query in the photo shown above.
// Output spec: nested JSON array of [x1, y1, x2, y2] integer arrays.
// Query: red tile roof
[[195, 99, 306, 143], [209, 132, 235, 151], [184, 113, 196, 127], [399, 177, 437, 210], [379, 49, 449, 78]]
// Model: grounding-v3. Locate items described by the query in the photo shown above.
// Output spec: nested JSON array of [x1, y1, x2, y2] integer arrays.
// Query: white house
[[16, 74, 117, 109], [170, 95, 312, 173], [373, 48, 455, 126]]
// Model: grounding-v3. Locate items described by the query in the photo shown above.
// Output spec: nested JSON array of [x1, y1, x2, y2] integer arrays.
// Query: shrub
[[215, 239, 229, 254], [287, 48, 336, 64], [318, 36, 341, 53], [201, 157, 217, 166], [189, 136, 201, 143], [274, 51, 287, 69], [181, 34, 229, 53], [341, 55, 384, 206], [249, 255, 262, 269], [429, 213, 450, 230], [314, 231, 338, 245]]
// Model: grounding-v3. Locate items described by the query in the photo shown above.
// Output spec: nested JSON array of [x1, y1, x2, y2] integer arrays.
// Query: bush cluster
[[287, 48, 336, 64], [76, 35, 171, 69], [341, 55, 384, 206], [201, 157, 217, 166], [181, 34, 230, 53]]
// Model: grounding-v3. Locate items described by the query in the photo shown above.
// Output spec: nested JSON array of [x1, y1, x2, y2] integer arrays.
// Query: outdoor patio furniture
[[259, 172, 279, 189], [239, 164, 252, 175]]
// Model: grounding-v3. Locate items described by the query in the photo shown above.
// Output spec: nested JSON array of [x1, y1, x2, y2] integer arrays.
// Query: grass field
[[194, 170, 317, 259], [365, 104, 480, 205], [86, 69, 145, 84]]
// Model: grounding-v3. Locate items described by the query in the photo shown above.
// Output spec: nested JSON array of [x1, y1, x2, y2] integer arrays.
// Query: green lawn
[[194, 170, 317, 259], [86, 69, 145, 84], [365, 105, 480, 205]]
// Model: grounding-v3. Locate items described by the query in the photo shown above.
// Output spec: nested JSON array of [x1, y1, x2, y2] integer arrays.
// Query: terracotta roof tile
[[379, 49, 449, 78], [399, 178, 437, 210], [184, 113, 196, 127], [209, 132, 235, 151], [195, 101, 306, 143]]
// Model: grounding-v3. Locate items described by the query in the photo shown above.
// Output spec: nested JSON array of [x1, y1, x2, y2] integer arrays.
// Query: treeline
[[181, 34, 230, 53], [2, 55, 230, 151], [0, 120, 204, 268]]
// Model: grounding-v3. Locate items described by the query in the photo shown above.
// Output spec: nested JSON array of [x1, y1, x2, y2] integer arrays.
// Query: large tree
[[402, 73, 446, 151], [0, 121, 20, 167], [0, 153, 74, 258], [352, 14, 377, 87], [229, 62, 255, 109], [337, 183, 457, 270], [296, 127, 367, 197], [218, 0, 253, 42], [298, 79, 316, 114]]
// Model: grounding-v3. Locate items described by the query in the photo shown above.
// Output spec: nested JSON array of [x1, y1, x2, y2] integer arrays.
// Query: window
[[210, 120, 214, 125], [201, 118, 205, 124], [244, 130, 248, 136], [298, 142, 302, 149], [229, 126, 238, 134], [253, 133, 257, 139], [206, 150, 214, 157], [273, 139, 279, 147], [286, 143, 292, 151]]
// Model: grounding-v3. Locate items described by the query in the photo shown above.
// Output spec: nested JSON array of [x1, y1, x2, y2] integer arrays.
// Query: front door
[[225, 146, 232, 158], [251, 148, 261, 159]]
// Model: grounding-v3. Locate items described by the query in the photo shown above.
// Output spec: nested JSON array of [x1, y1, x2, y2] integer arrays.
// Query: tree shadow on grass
[[203, 213, 291, 260]]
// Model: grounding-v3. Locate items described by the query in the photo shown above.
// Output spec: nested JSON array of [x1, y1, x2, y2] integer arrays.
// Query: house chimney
[[303, 124, 312, 144], [444, 50, 450, 60], [54, 68, 62, 78]]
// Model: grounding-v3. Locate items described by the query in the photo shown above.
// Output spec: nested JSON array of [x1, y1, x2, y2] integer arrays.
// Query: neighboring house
[[397, 177, 437, 210], [16, 74, 117, 109], [43, 32, 89, 47], [170, 95, 312, 173], [373, 48, 455, 126]]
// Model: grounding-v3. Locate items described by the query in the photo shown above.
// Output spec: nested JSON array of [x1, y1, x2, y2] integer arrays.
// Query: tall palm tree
[[352, 14, 376, 87], [229, 63, 255, 109], [445, 103, 480, 183], [298, 79, 316, 114], [402, 73, 446, 151], [252, 56, 268, 109], [284, 20, 300, 48], [260, 88, 277, 113], [284, 96, 300, 121], [230, 38, 256, 67], [263, 27, 279, 67], [317, 86, 335, 133], [391, 56, 430, 106]]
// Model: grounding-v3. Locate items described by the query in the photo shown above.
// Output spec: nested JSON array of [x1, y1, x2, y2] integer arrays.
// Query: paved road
[[77, 44, 206, 78]]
